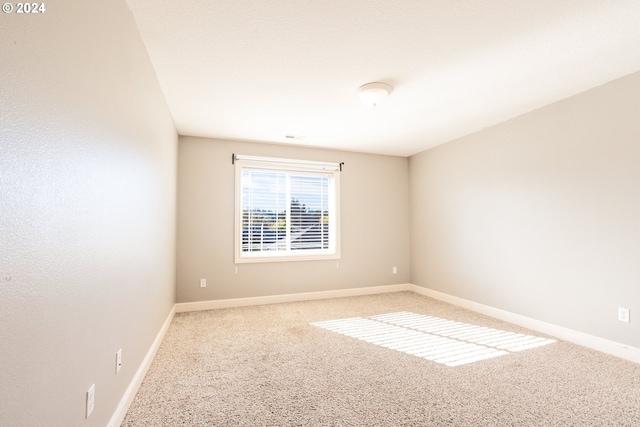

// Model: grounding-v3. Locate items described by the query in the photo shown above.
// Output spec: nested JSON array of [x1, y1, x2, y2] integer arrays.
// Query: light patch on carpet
[[312, 311, 555, 367]]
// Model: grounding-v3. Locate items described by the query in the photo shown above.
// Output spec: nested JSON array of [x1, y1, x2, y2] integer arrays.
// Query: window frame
[[234, 155, 341, 264]]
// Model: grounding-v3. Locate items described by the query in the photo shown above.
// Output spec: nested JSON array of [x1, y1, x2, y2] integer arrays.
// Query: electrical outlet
[[86, 384, 95, 418], [618, 307, 630, 323], [392, 266, 397, 274], [116, 349, 122, 374], [200, 278, 206, 288]]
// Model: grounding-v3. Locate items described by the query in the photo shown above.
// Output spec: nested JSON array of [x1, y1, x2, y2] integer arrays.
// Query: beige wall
[[3, 3, 637, 424], [0, 2, 177, 426], [409, 71, 640, 347], [177, 137, 410, 302]]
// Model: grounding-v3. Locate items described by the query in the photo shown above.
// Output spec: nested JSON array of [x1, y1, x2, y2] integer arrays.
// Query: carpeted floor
[[122, 291, 640, 426]]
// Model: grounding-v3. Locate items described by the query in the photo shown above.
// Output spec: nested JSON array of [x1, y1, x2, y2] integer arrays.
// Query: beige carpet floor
[[122, 291, 640, 426]]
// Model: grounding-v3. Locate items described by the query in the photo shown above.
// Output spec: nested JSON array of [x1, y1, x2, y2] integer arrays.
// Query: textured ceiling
[[126, 0, 640, 156]]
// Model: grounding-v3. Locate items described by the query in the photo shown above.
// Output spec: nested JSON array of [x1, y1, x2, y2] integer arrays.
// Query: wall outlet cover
[[116, 349, 122, 374], [86, 384, 95, 418], [618, 307, 630, 323]]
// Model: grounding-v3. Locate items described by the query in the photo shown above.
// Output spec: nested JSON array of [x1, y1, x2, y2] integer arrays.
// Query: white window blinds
[[234, 155, 341, 263]]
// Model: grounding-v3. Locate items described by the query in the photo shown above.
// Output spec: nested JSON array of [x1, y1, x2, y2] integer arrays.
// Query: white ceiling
[[126, 0, 640, 157]]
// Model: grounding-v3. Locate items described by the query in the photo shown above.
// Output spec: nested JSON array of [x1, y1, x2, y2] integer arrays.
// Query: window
[[234, 155, 341, 263]]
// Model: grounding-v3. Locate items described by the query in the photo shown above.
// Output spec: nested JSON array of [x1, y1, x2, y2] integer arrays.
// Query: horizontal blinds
[[234, 154, 342, 172], [241, 168, 287, 253], [239, 164, 334, 255], [289, 173, 330, 251]]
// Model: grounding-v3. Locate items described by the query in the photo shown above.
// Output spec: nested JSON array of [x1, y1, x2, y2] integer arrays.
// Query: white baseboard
[[108, 305, 176, 427], [175, 283, 412, 313], [176, 283, 639, 363], [112, 283, 638, 426], [408, 284, 640, 364]]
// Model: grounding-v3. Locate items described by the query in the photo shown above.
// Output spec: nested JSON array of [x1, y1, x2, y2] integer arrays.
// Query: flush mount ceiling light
[[357, 82, 393, 107]]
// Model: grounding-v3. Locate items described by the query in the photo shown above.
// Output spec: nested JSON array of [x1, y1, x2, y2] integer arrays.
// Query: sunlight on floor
[[312, 311, 555, 367]]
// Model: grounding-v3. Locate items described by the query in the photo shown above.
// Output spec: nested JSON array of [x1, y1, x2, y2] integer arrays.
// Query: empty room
[[1, 1, 640, 426]]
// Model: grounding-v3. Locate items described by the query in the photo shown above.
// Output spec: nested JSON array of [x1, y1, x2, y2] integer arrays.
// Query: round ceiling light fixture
[[357, 82, 393, 107]]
